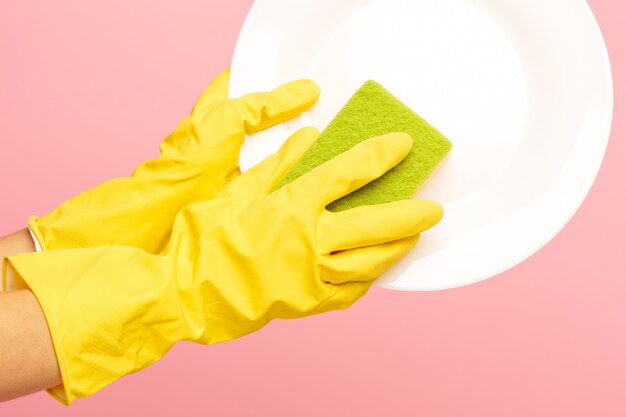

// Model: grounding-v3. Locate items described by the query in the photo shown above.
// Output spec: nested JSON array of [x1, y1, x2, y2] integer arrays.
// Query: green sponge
[[276, 80, 452, 212]]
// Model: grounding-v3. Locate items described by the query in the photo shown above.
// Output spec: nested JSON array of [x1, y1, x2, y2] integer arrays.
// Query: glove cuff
[[2, 247, 181, 405], [28, 215, 90, 251], [2, 256, 73, 405]]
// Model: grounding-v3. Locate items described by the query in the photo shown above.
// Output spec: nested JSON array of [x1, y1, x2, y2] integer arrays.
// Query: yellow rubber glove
[[28, 68, 320, 253], [3, 132, 443, 405]]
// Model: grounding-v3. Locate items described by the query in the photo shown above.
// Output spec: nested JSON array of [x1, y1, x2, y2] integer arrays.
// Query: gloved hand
[[3, 131, 443, 405], [27, 68, 320, 253]]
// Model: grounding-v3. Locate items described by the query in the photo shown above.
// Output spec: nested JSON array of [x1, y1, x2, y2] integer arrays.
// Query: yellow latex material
[[27, 68, 320, 253], [4, 131, 443, 405]]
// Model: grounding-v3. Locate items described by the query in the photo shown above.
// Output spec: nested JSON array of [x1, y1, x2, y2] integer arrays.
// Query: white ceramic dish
[[229, 0, 613, 291]]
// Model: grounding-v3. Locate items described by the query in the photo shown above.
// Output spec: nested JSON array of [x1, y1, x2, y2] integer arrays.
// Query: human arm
[[0, 229, 35, 257], [0, 290, 61, 402], [0, 229, 61, 402]]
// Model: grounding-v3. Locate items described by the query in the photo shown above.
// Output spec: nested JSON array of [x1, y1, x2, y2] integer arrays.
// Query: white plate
[[229, 0, 613, 291]]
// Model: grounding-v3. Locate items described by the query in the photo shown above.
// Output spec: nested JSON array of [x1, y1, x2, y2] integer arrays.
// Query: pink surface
[[0, 0, 624, 415]]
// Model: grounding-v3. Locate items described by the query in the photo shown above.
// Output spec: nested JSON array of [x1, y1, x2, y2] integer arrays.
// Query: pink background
[[0, 0, 624, 415]]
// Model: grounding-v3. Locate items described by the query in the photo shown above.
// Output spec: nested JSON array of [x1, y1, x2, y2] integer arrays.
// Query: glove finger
[[242, 80, 320, 133], [321, 235, 419, 284], [191, 68, 230, 114], [318, 199, 443, 253], [225, 79, 320, 134], [188, 79, 319, 171], [283, 133, 412, 209], [217, 127, 319, 199]]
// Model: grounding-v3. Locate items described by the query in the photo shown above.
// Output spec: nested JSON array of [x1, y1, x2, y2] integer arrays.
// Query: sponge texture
[[276, 80, 452, 212]]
